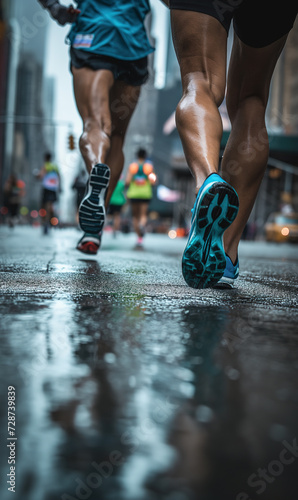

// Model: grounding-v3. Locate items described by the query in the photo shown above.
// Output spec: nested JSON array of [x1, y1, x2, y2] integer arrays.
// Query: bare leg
[[105, 81, 141, 206], [111, 212, 121, 234], [139, 202, 149, 230], [222, 34, 288, 263], [170, 11, 227, 192], [72, 67, 114, 172], [73, 68, 141, 206], [131, 202, 142, 238], [113, 212, 121, 233], [45, 201, 53, 225]]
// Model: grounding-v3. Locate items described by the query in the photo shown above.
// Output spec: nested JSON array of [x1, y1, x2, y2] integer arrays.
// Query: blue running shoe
[[214, 255, 239, 289], [79, 163, 110, 234], [182, 173, 239, 289]]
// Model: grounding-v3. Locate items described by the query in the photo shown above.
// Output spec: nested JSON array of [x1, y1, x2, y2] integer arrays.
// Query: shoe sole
[[182, 182, 239, 289], [213, 277, 235, 289], [79, 164, 110, 234]]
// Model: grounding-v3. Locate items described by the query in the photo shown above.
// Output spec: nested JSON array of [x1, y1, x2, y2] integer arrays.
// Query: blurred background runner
[[3, 174, 25, 228], [36, 152, 60, 235], [107, 177, 126, 237], [125, 148, 156, 248]]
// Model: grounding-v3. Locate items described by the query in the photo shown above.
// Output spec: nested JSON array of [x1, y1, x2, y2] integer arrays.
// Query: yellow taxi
[[265, 212, 298, 243]]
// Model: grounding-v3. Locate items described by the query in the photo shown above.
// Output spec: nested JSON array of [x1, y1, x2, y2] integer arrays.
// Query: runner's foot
[[214, 255, 239, 289], [76, 232, 102, 255], [182, 173, 239, 289], [79, 164, 110, 234], [134, 236, 144, 249]]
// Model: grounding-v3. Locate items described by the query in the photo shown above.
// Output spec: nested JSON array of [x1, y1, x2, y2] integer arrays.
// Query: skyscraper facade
[[0, 0, 55, 208]]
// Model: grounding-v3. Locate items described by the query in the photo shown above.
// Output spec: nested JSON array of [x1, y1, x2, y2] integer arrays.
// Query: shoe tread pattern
[[182, 182, 239, 289], [79, 164, 110, 234]]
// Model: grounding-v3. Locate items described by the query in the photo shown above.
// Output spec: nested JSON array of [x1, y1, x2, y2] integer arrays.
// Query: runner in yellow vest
[[125, 148, 156, 248]]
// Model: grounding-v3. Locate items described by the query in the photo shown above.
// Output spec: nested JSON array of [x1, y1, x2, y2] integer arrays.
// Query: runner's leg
[[222, 34, 288, 263], [44, 201, 51, 224], [139, 202, 149, 231], [113, 211, 121, 232], [72, 67, 114, 172], [131, 202, 142, 237], [73, 67, 141, 203], [73, 67, 142, 251], [170, 11, 228, 192], [105, 81, 141, 205]]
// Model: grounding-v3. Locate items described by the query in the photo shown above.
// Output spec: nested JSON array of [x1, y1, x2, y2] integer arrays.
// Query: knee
[[79, 131, 93, 157], [79, 132, 88, 153], [79, 116, 112, 154], [176, 80, 224, 128], [84, 116, 112, 139], [227, 94, 267, 124], [111, 130, 125, 153], [110, 130, 125, 150]]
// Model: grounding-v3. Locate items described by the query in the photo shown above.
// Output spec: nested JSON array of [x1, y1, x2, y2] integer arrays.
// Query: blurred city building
[[0, 0, 55, 210]]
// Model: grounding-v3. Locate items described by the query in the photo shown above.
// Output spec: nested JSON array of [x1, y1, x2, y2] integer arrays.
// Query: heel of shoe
[[90, 164, 110, 189], [79, 164, 110, 234]]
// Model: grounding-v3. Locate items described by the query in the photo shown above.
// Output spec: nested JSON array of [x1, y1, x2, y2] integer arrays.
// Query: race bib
[[73, 34, 94, 49], [134, 176, 147, 186], [42, 172, 59, 191]]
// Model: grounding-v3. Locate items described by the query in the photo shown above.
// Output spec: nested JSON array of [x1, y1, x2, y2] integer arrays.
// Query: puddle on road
[[1, 291, 298, 500]]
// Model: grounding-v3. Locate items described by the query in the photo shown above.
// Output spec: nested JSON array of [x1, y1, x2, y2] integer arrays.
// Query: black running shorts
[[129, 198, 151, 204], [108, 204, 123, 215], [42, 188, 57, 204], [70, 48, 149, 86], [169, 0, 298, 47]]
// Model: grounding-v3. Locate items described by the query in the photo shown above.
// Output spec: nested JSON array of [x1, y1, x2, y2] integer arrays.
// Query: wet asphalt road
[[0, 226, 298, 500]]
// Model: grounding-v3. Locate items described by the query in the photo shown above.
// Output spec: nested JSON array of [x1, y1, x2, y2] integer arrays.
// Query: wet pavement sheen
[[0, 227, 298, 500]]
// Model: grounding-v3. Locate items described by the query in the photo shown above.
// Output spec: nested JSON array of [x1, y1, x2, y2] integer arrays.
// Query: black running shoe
[[79, 164, 110, 234]]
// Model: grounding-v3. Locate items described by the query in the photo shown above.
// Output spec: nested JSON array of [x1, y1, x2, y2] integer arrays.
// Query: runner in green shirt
[[108, 178, 126, 236]]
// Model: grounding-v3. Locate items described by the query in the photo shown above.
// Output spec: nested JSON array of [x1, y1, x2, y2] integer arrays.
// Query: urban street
[[0, 226, 298, 500], [1, 1, 298, 499]]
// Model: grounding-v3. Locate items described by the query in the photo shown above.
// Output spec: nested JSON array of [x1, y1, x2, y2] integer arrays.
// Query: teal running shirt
[[67, 0, 155, 61]]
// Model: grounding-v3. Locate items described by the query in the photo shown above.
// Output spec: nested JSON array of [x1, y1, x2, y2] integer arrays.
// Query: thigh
[[170, 0, 239, 34], [139, 202, 149, 217], [170, 10, 228, 102], [42, 189, 54, 204], [108, 204, 120, 216], [109, 80, 141, 137], [72, 66, 114, 124], [10, 204, 19, 217], [226, 33, 288, 119], [130, 201, 141, 218]]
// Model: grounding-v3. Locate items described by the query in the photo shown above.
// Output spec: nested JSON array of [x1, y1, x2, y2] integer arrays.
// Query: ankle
[[225, 249, 238, 266], [195, 170, 219, 194]]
